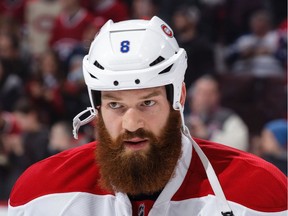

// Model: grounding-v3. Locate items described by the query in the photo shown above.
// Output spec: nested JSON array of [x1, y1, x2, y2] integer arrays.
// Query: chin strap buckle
[[73, 107, 97, 139]]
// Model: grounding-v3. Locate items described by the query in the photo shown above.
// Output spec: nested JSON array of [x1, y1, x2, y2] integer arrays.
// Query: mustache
[[121, 128, 151, 140], [108, 128, 157, 150]]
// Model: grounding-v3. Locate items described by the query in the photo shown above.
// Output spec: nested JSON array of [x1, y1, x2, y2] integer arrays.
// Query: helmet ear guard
[[73, 16, 187, 139]]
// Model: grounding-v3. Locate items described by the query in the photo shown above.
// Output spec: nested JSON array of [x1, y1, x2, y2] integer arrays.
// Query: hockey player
[[8, 16, 287, 216]]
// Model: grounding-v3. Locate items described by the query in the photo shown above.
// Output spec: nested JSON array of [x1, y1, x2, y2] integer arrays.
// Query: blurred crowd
[[0, 0, 287, 201]]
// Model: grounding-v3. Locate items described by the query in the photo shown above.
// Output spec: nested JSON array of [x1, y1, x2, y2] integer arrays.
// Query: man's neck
[[179, 28, 196, 43], [128, 190, 162, 201]]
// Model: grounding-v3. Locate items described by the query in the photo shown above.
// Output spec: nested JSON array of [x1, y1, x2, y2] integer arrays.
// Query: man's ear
[[180, 82, 186, 107]]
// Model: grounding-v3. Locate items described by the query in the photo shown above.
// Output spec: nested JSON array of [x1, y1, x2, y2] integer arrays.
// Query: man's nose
[[122, 108, 144, 132]]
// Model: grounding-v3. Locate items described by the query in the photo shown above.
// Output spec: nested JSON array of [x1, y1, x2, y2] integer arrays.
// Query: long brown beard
[[95, 108, 182, 195]]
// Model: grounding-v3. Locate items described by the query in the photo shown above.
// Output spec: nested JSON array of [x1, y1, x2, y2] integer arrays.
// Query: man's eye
[[108, 102, 122, 109], [142, 100, 156, 107]]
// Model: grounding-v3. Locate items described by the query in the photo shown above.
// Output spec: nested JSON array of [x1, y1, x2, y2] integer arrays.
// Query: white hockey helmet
[[73, 16, 187, 138]]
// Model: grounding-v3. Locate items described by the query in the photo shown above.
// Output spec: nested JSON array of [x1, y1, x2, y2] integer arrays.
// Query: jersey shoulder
[[190, 138, 287, 212], [9, 142, 111, 207]]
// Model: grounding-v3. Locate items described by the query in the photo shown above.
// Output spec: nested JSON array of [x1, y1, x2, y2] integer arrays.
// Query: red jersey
[[8, 136, 287, 215], [49, 8, 94, 60], [0, 0, 27, 23]]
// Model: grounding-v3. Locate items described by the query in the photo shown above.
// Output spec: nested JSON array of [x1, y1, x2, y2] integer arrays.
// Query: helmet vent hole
[[158, 64, 173, 74], [135, 79, 140, 84], [94, 61, 104, 70], [149, 56, 165, 66], [89, 73, 98, 79], [113, 81, 119, 86]]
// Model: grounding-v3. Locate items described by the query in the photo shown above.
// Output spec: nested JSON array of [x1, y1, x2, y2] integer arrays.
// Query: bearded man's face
[[95, 87, 183, 195]]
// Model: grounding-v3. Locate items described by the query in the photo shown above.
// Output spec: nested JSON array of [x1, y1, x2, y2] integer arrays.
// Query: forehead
[[101, 86, 166, 100]]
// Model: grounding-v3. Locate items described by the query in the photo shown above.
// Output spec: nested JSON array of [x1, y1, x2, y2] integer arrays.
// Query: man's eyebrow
[[101, 89, 162, 100], [101, 93, 121, 100], [140, 90, 162, 99]]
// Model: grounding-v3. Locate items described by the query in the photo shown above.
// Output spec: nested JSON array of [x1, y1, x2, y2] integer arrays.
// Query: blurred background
[[0, 0, 287, 213]]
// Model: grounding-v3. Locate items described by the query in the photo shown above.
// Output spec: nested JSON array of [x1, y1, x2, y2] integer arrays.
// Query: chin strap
[[175, 102, 234, 216], [72, 107, 97, 139]]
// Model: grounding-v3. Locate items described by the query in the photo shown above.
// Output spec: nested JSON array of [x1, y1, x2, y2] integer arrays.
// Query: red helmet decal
[[161, 24, 173, 37]]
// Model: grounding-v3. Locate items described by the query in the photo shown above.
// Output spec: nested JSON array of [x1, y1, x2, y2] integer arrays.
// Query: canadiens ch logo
[[138, 203, 145, 216], [161, 24, 173, 38]]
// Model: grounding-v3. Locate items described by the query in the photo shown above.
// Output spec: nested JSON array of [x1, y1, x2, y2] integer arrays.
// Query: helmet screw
[[135, 79, 140, 84], [113, 81, 119, 86]]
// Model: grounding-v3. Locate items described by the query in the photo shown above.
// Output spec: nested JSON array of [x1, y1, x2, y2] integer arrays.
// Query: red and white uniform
[[49, 8, 94, 60], [0, 0, 27, 23], [8, 135, 287, 216]]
